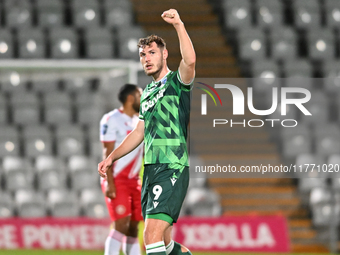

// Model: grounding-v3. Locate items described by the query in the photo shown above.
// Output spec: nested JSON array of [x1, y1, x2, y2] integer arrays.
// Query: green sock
[[167, 240, 192, 255], [146, 241, 167, 255]]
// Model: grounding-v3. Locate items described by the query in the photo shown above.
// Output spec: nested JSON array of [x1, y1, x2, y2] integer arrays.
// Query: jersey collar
[[150, 70, 172, 88]]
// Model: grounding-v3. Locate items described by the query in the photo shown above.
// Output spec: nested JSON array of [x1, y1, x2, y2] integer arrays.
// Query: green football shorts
[[141, 163, 189, 224]]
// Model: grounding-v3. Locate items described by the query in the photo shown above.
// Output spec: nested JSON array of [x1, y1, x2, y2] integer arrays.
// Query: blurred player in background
[[99, 9, 195, 255], [100, 84, 144, 255]]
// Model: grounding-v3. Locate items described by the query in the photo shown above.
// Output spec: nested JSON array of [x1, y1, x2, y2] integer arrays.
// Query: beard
[[144, 60, 163, 77], [132, 99, 140, 113]]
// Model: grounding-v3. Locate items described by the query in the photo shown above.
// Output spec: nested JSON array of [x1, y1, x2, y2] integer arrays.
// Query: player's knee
[[114, 217, 130, 235], [126, 222, 139, 237]]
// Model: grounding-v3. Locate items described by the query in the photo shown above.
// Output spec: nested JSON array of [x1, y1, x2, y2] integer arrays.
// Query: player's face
[[139, 42, 164, 76], [132, 88, 142, 113]]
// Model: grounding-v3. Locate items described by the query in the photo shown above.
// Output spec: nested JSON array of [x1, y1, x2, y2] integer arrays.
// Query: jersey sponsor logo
[[101, 124, 108, 135], [153, 201, 159, 208], [141, 88, 166, 114]]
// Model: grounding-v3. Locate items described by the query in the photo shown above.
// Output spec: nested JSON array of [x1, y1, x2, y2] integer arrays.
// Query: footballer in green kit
[[98, 9, 195, 255]]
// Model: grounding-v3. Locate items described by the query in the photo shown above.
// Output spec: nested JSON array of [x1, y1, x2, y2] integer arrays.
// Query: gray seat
[[118, 26, 146, 60], [270, 27, 297, 60], [0, 29, 14, 58], [324, 0, 340, 28], [43, 92, 71, 108], [15, 189, 46, 217], [68, 155, 97, 173], [55, 125, 85, 157], [44, 106, 72, 125], [283, 59, 313, 77], [255, 0, 283, 28], [323, 61, 340, 93], [80, 188, 108, 218], [63, 76, 92, 92], [311, 202, 340, 226], [5, 2, 32, 28], [238, 28, 266, 60], [49, 28, 78, 59], [13, 106, 40, 125], [17, 28, 46, 58], [223, 0, 252, 28], [314, 124, 340, 157], [71, 0, 100, 28], [4, 169, 34, 192], [22, 125, 53, 157], [104, 1, 133, 28], [77, 105, 103, 125], [0, 192, 14, 218], [0, 94, 8, 124], [0, 71, 28, 92], [35, 155, 66, 172], [281, 124, 312, 159], [70, 171, 99, 191], [47, 189, 80, 217], [11, 92, 39, 108], [37, 169, 67, 192], [293, 0, 321, 29], [85, 27, 114, 58], [36, 0, 64, 28], [0, 126, 20, 157], [296, 154, 328, 179], [308, 29, 335, 60], [300, 91, 328, 125]]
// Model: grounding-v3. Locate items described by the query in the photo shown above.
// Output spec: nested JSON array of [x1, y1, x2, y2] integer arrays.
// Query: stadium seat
[[70, 171, 99, 192], [17, 28, 46, 59], [117, 26, 146, 60], [300, 91, 329, 125], [296, 154, 328, 179], [270, 27, 298, 60], [43, 92, 72, 108], [63, 76, 92, 92], [104, 0, 133, 28], [77, 105, 103, 125], [238, 28, 266, 60], [325, 0, 340, 28], [22, 125, 53, 158], [71, 0, 100, 28], [4, 169, 34, 192], [0, 29, 14, 59], [323, 61, 340, 93], [255, 0, 283, 28], [11, 92, 39, 108], [314, 124, 340, 157], [0, 192, 14, 217], [84, 27, 114, 59], [15, 189, 46, 217], [35, 155, 67, 172], [75, 91, 104, 110], [283, 59, 313, 78], [37, 169, 67, 192], [49, 28, 78, 59], [30, 73, 60, 92], [44, 105, 72, 125], [55, 125, 85, 157], [311, 203, 339, 226], [12, 106, 40, 125], [68, 155, 97, 173], [307, 29, 335, 60], [281, 124, 312, 159], [80, 188, 108, 218], [2, 156, 33, 173], [185, 188, 221, 216], [47, 189, 80, 217], [88, 139, 103, 158], [293, 0, 321, 29], [0, 126, 20, 157], [5, 2, 32, 28], [36, 0, 64, 28], [223, 0, 252, 28]]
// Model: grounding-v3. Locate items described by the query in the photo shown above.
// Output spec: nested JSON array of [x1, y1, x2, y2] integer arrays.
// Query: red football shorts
[[101, 179, 143, 222]]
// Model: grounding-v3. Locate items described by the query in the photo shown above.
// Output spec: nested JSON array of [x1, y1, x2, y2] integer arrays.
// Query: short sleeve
[[177, 70, 194, 92], [100, 114, 117, 142]]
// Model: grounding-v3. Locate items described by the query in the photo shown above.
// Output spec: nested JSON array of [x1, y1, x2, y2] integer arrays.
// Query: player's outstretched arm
[[98, 120, 144, 178], [161, 9, 196, 84]]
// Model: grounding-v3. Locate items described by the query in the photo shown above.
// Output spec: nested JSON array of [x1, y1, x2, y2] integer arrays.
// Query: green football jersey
[[139, 70, 192, 166]]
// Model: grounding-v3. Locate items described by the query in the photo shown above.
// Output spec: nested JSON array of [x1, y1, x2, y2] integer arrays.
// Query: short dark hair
[[138, 34, 166, 49], [118, 84, 138, 104]]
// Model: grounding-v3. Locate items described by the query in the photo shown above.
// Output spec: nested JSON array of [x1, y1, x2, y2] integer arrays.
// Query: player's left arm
[[162, 9, 196, 84]]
